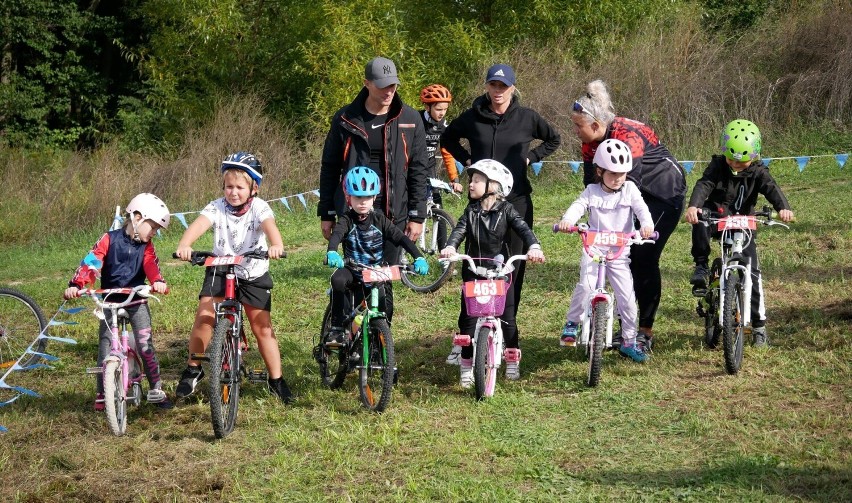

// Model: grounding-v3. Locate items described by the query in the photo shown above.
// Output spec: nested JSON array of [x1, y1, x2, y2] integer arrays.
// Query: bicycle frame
[[442, 254, 527, 398], [417, 178, 459, 251]]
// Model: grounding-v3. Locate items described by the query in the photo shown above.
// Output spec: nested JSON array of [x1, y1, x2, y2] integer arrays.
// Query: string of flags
[[537, 153, 848, 174], [0, 301, 81, 433]]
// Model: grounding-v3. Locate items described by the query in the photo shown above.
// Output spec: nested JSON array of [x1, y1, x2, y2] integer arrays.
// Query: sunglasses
[[573, 100, 599, 123]]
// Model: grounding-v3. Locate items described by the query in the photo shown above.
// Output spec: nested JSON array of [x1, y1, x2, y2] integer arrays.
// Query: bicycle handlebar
[[172, 249, 281, 266], [438, 254, 527, 278], [77, 285, 158, 308], [552, 223, 659, 243], [697, 206, 789, 229]]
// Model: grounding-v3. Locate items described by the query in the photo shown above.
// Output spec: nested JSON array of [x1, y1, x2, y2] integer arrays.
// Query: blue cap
[[485, 64, 516, 86]]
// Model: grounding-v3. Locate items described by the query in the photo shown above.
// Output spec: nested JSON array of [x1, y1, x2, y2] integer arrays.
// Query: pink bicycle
[[553, 224, 656, 386], [80, 285, 161, 435]]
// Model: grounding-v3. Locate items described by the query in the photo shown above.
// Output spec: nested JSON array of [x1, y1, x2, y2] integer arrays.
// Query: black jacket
[[441, 94, 560, 198], [446, 200, 541, 259], [688, 155, 791, 215], [319, 88, 428, 224]]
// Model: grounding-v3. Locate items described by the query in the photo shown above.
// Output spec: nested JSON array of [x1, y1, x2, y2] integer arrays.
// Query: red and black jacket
[[582, 117, 686, 209], [69, 229, 165, 293], [319, 88, 428, 224]]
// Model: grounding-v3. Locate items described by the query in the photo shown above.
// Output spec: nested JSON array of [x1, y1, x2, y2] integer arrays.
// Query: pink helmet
[[126, 193, 171, 229], [593, 139, 633, 173]]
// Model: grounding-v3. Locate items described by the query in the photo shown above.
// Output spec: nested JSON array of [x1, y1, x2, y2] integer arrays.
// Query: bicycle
[[440, 253, 527, 400], [0, 288, 48, 370], [400, 177, 459, 293], [552, 224, 656, 387], [175, 249, 279, 438], [693, 207, 788, 375], [79, 285, 161, 436], [314, 260, 406, 412]]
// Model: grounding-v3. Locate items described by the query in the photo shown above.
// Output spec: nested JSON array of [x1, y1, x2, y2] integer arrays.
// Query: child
[[685, 120, 794, 346], [174, 151, 292, 403], [557, 139, 655, 362], [325, 167, 429, 344], [64, 193, 172, 410], [419, 84, 463, 195], [440, 159, 545, 386]]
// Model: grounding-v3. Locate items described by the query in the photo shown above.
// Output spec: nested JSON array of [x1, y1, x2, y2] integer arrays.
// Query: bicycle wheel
[[102, 359, 127, 436], [209, 317, 240, 438], [722, 271, 746, 375], [359, 318, 394, 412], [400, 208, 457, 293], [316, 303, 348, 389], [586, 301, 607, 387], [702, 259, 723, 349], [0, 288, 48, 369], [473, 326, 498, 400]]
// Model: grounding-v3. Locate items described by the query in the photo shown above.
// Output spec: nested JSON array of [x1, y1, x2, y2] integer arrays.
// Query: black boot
[[690, 263, 709, 289], [267, 377, 294, 404]]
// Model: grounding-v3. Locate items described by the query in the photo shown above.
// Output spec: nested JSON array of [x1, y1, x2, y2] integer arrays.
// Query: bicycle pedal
[[85, 366, 103, 374], [692, 288, 708, 298], [453, 334, 472, 346], [190, 353, 210, 362], [247, 369, 268, 383]]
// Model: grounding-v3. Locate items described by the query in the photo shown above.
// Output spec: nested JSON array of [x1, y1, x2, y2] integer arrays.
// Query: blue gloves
[[413, 257, 429, 275], [326, 251, 343, 268]]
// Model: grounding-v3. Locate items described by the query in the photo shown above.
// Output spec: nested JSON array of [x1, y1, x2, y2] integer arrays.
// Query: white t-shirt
[[561, 181, 653, 234], [200, 198, 275, 279]]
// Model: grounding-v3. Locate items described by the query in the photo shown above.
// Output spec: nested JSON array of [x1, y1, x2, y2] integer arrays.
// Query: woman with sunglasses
[[569, 79, 686, 353]]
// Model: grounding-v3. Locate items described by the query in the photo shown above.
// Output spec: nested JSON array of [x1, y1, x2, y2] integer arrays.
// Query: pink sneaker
[[94, 393, 105, 412]]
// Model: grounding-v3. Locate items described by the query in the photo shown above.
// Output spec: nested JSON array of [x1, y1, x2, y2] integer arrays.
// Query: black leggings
[[329, 267, 388, 327], [630, 195, 683, 329]]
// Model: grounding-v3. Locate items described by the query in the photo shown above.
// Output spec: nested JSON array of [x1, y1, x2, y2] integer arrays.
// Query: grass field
[[1, 159, 849, 502]]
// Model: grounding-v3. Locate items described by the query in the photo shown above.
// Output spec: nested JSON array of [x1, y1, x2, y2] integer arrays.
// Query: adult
[[441, 63, 561, 373], [319, 56, 429, 320], [569, 79, 686, 351]]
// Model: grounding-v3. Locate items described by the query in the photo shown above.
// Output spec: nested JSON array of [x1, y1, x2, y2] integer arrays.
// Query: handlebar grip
[[650, 231, 659, 241], [552, 223, 559, 233]]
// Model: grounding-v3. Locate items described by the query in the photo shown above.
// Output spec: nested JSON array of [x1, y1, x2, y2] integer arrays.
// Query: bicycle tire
[[722, 271, 746, 375], [586, 301, 607, 387], [400, 208, 457, 293], [359, 318, 394, 412], [209, 317, 240, 438], [102, 359, 127, 436], [473, 326, 497, 400], [317, 303, 348, 389], [703, 259, 723, 349], [0, 288, 48, 369]]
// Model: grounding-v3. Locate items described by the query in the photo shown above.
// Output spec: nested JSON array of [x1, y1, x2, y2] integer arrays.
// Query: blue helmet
[[221, 151, 263, 186], [344, 167, 380, 196]]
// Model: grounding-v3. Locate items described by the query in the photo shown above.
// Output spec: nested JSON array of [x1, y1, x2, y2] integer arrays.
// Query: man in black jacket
[[319, 56, 428, 320]]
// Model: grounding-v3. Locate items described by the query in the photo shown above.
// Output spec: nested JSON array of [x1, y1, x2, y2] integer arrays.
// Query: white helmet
[[593, 139, 633, 173], [126, 193, 171, 229], [467, 159, 514, 197]]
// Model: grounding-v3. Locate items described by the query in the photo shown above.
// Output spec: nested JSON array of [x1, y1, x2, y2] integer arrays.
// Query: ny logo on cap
[[383, 64, 393, 75], [494, 69, 505, 76]]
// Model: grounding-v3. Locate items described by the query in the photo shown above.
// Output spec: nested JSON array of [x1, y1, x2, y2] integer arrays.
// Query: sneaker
[[560, 321, 579, 347], [446, 344, 462, 365], [147, 387, 167, 403], [459, 358, 473, 388], [504, 348, 521, 380], [175, 365, 204, 398], [752, 326, 769, 347], [690, 264, 710, 289], [267, 377, 294, 404], [619, 340, 649, 363], [637, 330, 652, 353], [325, 327, 346, 347], [94, 392, 105, 412]]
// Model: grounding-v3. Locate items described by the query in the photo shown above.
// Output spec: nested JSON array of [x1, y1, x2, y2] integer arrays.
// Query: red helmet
[[419, 84, 453, 104]]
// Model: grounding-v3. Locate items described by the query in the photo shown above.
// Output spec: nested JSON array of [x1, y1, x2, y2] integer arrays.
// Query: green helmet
[[721, 119, 761, 162]]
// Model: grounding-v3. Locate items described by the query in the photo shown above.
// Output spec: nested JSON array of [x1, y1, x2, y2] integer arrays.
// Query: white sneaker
[[147, 388, 167, 403], [446, 344, 462, 365], [459, 358, 473, 388]]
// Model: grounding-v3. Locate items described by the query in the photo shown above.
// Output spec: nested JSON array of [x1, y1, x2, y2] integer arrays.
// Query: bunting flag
[[174, 213, 189, 229], [109, 205, 124, 231], [280, 197, 291, 211], [530, 162, 543, 175], [296, 193, 307, 209], [0, 300, 80, 433], [534, 153, 847, 176]]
